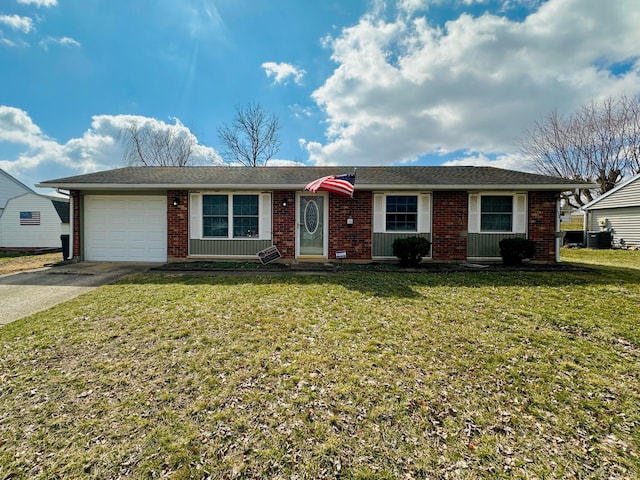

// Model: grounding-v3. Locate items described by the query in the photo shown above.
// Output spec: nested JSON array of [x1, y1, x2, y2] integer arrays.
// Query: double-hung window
[[480, 196, 513, 232], [373, 193, 431, 235], [202, 194, 259, 238], [232, 195, 259, 238], [469, 193, 526, 234], [386, 195, 418, 231], [203, 195, 229, 237]]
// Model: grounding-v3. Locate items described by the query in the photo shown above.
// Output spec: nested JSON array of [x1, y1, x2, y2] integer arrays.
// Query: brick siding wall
[[167, 190, 188, 259], [528, 191, 559, 263], [432, 191, 468, 261], [272, 190, 296, 259], [271, 191, 373, 260], [74, 188, 559, 263], [328, 191, 373, 260], [71, 190, 81, 258]]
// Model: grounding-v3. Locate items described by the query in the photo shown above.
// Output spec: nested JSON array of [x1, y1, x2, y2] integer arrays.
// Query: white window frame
[[468, 192, 527, 234], [189, 192, 272, 240], [373, 192, 432, 234]]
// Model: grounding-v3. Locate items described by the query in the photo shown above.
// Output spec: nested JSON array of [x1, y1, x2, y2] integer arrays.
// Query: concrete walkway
[[0, 263, 155, 326]]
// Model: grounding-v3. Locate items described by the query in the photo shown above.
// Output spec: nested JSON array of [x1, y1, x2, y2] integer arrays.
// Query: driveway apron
[[0, 263, 153, 326]]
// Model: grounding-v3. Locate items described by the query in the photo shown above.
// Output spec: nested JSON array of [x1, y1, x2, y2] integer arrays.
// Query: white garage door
[[84, 195, 167, 262]]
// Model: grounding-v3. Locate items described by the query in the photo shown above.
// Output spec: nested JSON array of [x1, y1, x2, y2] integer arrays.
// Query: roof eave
[[360, 183, 595, 191], [37, 181, 595, 191]]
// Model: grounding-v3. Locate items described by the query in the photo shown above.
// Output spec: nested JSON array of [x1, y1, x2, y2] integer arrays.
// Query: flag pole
[[351, 168, 357, 200]]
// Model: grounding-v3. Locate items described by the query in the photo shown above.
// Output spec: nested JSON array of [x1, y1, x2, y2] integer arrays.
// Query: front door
[[297, 193, 327, 258]]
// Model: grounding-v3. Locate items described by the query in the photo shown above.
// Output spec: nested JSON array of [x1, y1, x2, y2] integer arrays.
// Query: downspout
[[556, 197, 561, 263], [57, 188, 72, 260], [583, 208, 588, 250]]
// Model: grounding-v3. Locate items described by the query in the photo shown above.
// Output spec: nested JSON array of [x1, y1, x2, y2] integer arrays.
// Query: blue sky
[[1, 0, 639, 193]]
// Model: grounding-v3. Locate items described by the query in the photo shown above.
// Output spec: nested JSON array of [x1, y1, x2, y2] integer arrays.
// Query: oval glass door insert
[[304, 200, 319, 234]]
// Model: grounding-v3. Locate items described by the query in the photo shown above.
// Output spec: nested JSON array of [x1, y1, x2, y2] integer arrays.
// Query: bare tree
[[520, 95, 640, 208], [217, 103, 281, 167], [122, 121, 196, 166]]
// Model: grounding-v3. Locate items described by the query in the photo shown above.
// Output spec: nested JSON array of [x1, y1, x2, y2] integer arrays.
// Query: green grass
[[1, 251, 639, 478], [561, 247, 640, 269]]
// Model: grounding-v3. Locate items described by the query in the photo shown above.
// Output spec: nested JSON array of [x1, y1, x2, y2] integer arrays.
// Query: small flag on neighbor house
[[304, 173, 356, 198], [20, 211, 41, 226]]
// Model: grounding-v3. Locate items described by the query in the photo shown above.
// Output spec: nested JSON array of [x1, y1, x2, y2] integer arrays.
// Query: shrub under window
[[393, 236, 431, 267], [499, 238, 536, 266]]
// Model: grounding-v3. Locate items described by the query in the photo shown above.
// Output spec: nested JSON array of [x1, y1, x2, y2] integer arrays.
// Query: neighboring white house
[[0, 169, 69, 249], [583, 173, 640, 248], [0, 168, 34, 215]]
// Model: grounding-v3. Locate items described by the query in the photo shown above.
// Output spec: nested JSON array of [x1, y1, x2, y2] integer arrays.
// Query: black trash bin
[[60, 234, 70, 260]]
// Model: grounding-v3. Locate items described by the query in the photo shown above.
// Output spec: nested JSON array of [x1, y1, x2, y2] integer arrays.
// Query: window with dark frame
[[202, 195, 229, 237], [232, 194, 259, 238], [202, 194, 259, 238], [386, 195, 417, 231], [480, 196, 513, 232]]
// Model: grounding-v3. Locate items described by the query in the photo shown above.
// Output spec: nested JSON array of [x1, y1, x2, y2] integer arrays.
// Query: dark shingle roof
[[38, 166, 593, 191], [51, 199, 70, 223]]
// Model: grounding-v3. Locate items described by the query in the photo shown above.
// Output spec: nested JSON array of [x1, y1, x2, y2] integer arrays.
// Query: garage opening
[[84, 195, 167, 262]]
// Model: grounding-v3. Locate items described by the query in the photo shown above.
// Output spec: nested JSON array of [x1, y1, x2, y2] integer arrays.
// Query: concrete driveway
[[0, 262, 155, 326]]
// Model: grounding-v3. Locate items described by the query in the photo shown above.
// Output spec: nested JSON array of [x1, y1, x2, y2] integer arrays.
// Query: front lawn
[[0, 252, 61, 275], [1, 253, 639, 478]]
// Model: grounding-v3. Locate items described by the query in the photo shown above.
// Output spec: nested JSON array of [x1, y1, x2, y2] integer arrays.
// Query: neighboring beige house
[[0, 169, 69, 249], [583, 173, 640, 248]]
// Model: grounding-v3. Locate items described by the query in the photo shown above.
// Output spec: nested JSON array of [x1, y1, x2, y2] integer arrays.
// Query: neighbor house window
[[386, 195, 417, 231], [202, 194, 259, 238], [481, 196, 513, 232]]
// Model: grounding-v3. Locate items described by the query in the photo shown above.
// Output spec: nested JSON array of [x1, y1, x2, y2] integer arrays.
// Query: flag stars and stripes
[[304, 173, 356, 198], [20, 211, 41, 226]]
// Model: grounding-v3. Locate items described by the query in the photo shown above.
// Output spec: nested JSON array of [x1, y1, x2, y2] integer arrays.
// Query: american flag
[[20, 211, 41, 226], [304, 173, 356, 198]]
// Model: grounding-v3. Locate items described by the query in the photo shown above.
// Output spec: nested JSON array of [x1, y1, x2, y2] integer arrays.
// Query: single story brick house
[[37, 166, 591, 264]]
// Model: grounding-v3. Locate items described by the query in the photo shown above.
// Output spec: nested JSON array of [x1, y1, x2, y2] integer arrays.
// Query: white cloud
[[0, 107, 222, 182], [39, 36, 81, 50], [17, 0, 57, 6], [0, 106, 46, 145], [265, 159, 306, 167], [443, 152, 535, 172], [0, 14, 34, 33], [0, 37, 19, 48], [305, 0, 640, 167], [262, 62, 306, 85], [397, 0, 430, 15]]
